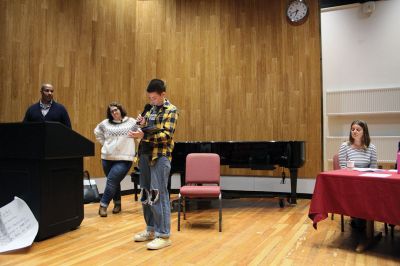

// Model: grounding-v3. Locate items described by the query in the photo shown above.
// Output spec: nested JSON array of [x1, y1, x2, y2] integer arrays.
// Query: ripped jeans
[[139, 155, 171, 238]]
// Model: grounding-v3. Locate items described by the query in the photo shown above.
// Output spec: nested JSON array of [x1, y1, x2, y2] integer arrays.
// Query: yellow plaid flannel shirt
[[140, 99, 178, 162]]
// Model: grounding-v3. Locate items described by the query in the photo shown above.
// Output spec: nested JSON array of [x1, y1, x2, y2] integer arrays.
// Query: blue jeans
[[139, 155, 171, 238], [100, 160, 132, 208]]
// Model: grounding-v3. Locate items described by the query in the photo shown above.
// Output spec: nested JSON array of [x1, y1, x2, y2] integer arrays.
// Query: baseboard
[[91, 174, 315, 197]]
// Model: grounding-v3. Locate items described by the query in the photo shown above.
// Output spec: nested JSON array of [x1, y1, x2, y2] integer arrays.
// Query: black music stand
[[0, 122, 94, 241]]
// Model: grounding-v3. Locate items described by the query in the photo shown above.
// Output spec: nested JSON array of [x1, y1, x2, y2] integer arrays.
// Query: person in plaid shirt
[[129, 79, 178, 250]]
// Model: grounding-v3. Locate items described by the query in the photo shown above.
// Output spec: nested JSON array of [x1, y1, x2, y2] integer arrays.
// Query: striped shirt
[[338, 142, 377, 169], [141, 99, 178, 162]]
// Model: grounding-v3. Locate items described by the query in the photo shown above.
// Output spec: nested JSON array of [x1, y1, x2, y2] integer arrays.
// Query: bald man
[[23, 83, 71, 128]]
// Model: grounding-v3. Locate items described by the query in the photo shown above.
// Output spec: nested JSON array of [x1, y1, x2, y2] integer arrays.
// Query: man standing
[[129, 79, 178, 250], [23, 83, 72, 128]]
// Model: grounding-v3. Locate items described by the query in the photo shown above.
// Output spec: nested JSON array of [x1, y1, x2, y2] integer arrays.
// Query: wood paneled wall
[[0, 0, 322, 178]]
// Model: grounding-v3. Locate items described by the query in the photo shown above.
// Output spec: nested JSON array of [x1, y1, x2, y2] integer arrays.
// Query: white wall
[[321, 1, 400, 170], [322, 1, 400, 90]]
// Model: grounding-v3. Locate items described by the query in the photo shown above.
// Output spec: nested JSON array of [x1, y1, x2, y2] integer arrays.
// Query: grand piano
[[171, 141, 305, 206]]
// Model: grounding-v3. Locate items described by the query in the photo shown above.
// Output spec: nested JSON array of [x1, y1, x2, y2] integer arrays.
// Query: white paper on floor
[[0, 196, 38, 253]]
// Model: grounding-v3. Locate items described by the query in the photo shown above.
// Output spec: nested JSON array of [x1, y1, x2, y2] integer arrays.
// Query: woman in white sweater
[[94, 102, 137, 217]]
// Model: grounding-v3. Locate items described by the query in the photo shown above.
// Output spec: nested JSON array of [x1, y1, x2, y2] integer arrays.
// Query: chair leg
[[183, 197, 186, 220], [219, 194, 222, 232], [384, 223, 395, 237], [340, 214, 344, 232], [178, 194, 181, 231]]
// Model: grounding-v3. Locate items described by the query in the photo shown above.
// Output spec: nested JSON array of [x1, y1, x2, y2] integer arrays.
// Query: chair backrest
[[333, 153, 340, 170], [185, 153, 220, 185]]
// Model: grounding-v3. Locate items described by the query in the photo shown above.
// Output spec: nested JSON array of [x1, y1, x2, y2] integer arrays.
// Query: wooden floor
[[1, 194, 400, 265]]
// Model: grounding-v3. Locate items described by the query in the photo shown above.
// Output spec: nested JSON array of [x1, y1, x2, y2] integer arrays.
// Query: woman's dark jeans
[[100, 160, 132, 207]]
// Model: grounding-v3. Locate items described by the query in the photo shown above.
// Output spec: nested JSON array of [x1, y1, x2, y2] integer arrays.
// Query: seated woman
[[338, 120, 377, 169], [338, 120, 377, 229]]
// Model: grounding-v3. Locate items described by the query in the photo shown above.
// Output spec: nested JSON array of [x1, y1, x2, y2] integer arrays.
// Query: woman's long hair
[[348, 120, 370, 148]]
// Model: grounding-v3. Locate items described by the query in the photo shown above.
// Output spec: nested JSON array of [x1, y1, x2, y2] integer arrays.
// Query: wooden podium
[[0, 122, 94, 240]]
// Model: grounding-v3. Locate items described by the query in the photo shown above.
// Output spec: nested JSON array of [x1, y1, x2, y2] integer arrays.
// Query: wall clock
[[287, 0, 309, 25]]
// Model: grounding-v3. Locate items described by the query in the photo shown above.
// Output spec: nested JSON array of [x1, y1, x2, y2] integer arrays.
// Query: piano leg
[[279, 198, 285, 208], [289, 168, 298, 205]]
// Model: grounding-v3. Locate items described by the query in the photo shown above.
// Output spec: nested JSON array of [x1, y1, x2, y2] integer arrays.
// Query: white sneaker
[[134, 230, 155, 242], [146, 237, 171, 250]]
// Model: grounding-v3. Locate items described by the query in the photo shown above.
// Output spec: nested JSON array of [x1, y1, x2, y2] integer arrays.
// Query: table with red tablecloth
[[309, 169, 400, 228]]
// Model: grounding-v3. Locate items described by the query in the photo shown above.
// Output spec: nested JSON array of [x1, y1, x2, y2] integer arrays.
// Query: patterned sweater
[[94, 117, 137, 161]]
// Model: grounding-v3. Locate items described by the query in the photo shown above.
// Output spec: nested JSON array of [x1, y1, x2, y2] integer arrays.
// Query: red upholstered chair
[[331, 154, 345, 232], [178, 153, 222, 232], [333, 153, 340, 171]]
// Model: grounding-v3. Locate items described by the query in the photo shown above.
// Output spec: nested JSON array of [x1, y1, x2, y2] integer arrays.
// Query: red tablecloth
[[309, 169, 400, 229]]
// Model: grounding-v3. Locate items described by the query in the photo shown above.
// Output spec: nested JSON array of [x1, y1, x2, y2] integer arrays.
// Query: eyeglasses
[[110, 108, 119, 113], [43, 89, 54, 93]]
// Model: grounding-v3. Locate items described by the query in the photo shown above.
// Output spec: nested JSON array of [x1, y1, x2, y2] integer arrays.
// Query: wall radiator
[[326, 87, 400, 114]]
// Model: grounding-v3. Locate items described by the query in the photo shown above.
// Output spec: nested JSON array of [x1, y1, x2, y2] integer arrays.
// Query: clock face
[[287, 0, 309, 24]]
